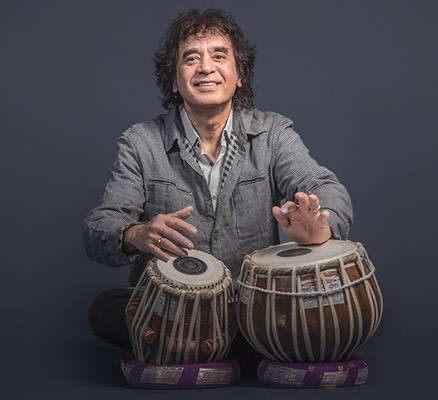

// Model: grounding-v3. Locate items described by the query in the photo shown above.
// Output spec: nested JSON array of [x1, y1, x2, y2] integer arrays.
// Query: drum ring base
[[257, 357, 369, 388], [122, 357, 241, 389]]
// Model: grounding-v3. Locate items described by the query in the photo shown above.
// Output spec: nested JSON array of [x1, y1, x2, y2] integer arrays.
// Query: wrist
[[122, 224, 140, 253]]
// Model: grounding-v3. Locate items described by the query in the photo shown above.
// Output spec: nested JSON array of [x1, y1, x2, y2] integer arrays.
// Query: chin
[[187, 99, 232, 111]]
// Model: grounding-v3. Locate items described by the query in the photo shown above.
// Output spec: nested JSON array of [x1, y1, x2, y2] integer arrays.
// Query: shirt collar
[[180, 106, 233, 148], [162, 106, 265, 154]]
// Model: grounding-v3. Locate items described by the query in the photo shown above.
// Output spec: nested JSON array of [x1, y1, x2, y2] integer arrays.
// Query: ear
[[237, 78, 242, 88], [172, 81, 178, 93]]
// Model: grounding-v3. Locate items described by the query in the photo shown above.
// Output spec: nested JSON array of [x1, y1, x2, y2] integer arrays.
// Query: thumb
[[272, 206, 290, 229]]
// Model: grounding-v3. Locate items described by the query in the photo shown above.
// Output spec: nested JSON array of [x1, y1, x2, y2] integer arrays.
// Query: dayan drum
[[126, 250, 235, 365], [236, 240, 383, 363]]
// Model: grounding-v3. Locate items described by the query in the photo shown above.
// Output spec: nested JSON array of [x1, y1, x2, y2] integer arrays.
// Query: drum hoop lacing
[[236, 254, 376, 298], [145, 264, 233, 299]]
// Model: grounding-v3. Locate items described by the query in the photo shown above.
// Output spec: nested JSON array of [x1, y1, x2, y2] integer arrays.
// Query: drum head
[[249, 240, 358, 267], [156, 250, 225, 287]]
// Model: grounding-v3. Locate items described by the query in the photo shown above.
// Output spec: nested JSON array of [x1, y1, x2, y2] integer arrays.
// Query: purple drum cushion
[[121, 358, 240, 389], [257, 358, 368, 388]]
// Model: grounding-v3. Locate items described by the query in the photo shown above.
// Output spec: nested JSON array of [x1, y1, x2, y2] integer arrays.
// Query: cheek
[[228, 65, 241, 87], [173, 70, 191, 92], [174, 71, 184, 92], [171, 73, 179, 93]]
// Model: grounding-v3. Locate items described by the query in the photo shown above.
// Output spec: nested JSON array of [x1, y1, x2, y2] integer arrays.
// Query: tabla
[[236, 240, 383, 363], [126, 250, 235, 365]]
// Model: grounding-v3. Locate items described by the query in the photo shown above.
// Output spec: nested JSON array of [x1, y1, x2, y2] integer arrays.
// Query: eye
[[183, 55, 200, 63], [213, 54, 226, 60]]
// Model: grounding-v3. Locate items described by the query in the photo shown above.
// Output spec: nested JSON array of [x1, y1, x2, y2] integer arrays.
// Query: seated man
[[83, 8, 353, 378]]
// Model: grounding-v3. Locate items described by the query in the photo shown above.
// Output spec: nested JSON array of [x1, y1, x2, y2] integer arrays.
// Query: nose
[[198, 56, 216, 74]]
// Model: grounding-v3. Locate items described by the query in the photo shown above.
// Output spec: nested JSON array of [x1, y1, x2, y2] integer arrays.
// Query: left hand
[[272, 192, 332, 245]]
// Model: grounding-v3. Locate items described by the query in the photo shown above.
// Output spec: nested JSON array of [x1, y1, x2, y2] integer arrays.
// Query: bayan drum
[[126, 250, 235, 365], [236, 240, 383, 363]]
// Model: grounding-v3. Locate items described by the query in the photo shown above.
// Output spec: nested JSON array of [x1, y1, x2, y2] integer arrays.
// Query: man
[[83, 9, 352, 375]]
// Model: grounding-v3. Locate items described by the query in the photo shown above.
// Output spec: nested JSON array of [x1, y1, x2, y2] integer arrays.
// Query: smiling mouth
[[194, 82, 220, 87]]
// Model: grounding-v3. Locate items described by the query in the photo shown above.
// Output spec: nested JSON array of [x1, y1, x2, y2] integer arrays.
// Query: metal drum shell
[[126, 251, 236, 365]]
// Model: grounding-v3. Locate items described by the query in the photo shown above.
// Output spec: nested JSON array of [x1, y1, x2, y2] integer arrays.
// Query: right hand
[[122, 206, 197, 262]]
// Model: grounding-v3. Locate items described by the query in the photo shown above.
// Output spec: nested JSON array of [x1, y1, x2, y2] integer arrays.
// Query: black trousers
[[88, 288, 263, 376]]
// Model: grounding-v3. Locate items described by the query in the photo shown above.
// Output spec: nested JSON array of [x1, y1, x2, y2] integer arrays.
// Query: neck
[[184, 103, 231, 143], [183, 103, 232, 161]]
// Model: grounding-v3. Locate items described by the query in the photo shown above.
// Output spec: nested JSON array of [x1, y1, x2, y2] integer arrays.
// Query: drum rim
[[245, 240, 361, 271], [148, 250, 229, 289], [236, 241, 377, 296], [147, 264, 232, 296]]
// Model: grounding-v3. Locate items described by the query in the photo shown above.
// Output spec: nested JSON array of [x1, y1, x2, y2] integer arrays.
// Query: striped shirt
[[180, 107, 233, 212]]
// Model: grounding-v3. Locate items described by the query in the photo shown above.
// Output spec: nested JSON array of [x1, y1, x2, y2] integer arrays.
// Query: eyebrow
[[181, 46, 230, 60]]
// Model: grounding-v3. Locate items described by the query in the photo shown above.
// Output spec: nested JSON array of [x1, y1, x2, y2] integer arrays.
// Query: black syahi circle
[[276, 248, 312, 257], [173, 256, 208, 275]]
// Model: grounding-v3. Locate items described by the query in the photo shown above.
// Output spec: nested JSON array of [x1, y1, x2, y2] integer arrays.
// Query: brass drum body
[[126, 250, 235, 365], [236, 240, 383, 362]]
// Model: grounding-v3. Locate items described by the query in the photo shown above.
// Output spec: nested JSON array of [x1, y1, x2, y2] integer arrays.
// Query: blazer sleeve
[[271, 117, 353, 240], [82, 131, 145, 267]]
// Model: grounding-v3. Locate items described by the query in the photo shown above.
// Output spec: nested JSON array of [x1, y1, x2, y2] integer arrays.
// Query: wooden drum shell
[[236, 240, 383, 363]]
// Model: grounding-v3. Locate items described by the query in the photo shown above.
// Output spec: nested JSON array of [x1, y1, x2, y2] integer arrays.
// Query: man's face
[[173, 33, 242, 113]]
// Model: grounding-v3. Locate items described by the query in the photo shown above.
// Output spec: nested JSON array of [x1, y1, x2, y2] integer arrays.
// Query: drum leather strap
[[127, 256, 234, 364], [237, 248, 383, 362], [236, 255, 376, 297]]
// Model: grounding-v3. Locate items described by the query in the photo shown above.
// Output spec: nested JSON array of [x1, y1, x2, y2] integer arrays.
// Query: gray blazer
[[82, 107, 353, 285]]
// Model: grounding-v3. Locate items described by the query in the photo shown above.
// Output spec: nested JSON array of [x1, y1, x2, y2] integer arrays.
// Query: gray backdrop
[[2, 0, 437, 399]]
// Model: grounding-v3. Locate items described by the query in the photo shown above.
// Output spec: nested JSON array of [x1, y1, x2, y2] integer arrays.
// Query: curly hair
[[154, 9, 256, 111]]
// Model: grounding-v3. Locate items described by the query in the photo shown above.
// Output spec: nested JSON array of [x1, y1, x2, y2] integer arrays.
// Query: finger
[[148, 236, 189, 262], [167, 207, 197, 235], [272, 206, 290, 229], [170, 206, 194, 220], [166, 215, 197, 235], [151, 245, 171, 262], [142, 214, 195, 255], [294, 192, 310, 210], [319, 209, 330, 223], [151, 212, 197, 237], [160, 226, 195, 250], [157, 237, 190, 259], [308, 194, 321, 213], [141, 236, 171, 261], [280, 200, 300, 214], [151, 215, 195, 249]]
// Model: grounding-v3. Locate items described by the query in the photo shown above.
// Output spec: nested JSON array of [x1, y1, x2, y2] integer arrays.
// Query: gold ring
[[156, 237, 163, 248], [312, 205, 321, 213]]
